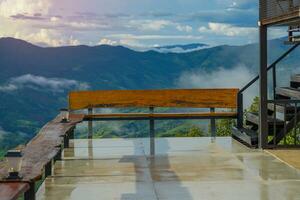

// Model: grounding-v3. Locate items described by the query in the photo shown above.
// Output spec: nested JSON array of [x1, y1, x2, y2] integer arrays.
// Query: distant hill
[[0, 37, 298, 150]]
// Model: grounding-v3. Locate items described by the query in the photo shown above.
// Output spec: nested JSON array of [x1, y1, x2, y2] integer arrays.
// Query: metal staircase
[[232, 1, 300, 148], [233, 74, 300, 148], [287, 26, 300, 44]]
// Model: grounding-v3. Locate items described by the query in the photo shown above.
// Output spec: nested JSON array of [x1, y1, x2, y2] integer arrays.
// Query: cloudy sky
[[0, 0, 286, 47]]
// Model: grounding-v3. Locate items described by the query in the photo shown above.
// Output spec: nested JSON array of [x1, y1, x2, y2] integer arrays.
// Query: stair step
[[291, 35, 300, 41], [284, 40, 300, 45], [291, 74, 300, 88], [232, 127, 258, 147], [288, 25, 300, 32], [288, 28, 300, 32], [291, 74, 300, 83], [246, 112, 284, 126], [276, 87, 300, 99], [267, 103, 300, 114]]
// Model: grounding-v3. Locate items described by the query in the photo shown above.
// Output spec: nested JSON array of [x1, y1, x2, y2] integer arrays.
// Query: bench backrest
[[69, 89, 239, 111]]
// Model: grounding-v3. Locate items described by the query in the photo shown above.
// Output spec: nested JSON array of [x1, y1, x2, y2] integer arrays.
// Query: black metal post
[[149, 107, 155, 156], [69, 128, 74, 140], [259, 24, 268, 149], [54, 147, 62, 161], [284, 103, 287, 145], [45, 160, 52, 177], [273, 102, 277, 146], [88, 108, 93, 139], [237, 93, 244, 129], [210, 108, 216, 141], [272, 65, 277, 100], [24, 181, 35, 200], [294, 103, 297, 145], [288, 26, 293, 42], [64, 134, 69, 149]]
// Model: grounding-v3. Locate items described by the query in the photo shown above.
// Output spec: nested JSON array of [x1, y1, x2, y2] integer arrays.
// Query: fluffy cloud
[[0, 126, 11, 140], [177, 65, 257, 106], [50, 16, 61, 22], [0, 84, 17, 92], [178, 65, 254, 88], [226, 0, 256, 9], [14, 29, 80, 47], [56, 21, 109, 31], [176, 25, 193, 33], [98, 38, 118, 46], [198, 22, 256, 37], [129, 20, 173, 31], [109, 34, 203, 40], [0, 0, 51, 18], [128, 19, 194, 33], [0, 74, 90, 93], [106, 34, 204, 47], [0, 0, 282, 47]]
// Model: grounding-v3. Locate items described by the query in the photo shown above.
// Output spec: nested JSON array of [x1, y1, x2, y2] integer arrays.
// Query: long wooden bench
[[69, 89, 239, 155], [69, 89, 239, 111]]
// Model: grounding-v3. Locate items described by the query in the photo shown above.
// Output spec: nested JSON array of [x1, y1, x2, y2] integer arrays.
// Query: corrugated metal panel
[[260, 0, 300, 25]]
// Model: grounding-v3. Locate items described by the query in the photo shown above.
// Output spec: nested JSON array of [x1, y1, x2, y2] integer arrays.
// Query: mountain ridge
[[0, 36, 298, 152]]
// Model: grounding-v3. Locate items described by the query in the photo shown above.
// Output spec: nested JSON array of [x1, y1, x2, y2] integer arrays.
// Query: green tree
[[216, 119, 235, 137], [186, 126, 205, 137], [248, 96, 259, 113]]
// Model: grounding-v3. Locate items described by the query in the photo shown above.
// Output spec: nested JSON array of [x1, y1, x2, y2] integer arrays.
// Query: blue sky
[[0, 0, 286, 47]]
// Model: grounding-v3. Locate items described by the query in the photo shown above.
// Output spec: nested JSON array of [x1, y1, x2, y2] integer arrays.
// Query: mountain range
[[0, 37, 299, 152]]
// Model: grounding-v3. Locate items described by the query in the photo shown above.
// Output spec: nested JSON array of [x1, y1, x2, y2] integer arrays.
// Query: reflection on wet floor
[[36, 137, 300, 200]]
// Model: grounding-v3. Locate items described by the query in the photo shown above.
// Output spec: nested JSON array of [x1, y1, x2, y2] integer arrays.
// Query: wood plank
[[267, 150, 300, 170], [261, 8, 300, 26], [0, 114, 84, 182], [267, 102, 300, 122], [276, 87, 300, 99], [84, 112, 237, 120], [267, 103, 300, 114], [69, 89, 239, 110], [246, 112, 284, 125], [0, 183, 29, 200]]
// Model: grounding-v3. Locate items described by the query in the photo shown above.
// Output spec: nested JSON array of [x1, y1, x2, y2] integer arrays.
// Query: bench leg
[[69, 128, 74, 140], [149, 107, 155, 156], [88, 108, 93, 139], [24, 181, 35, 200], [150, 119, 155, 156], [210, 108, 216, 142], [54, 148, 62, 161], [64, 134, 69, 149], [45, 160, 52, 177]]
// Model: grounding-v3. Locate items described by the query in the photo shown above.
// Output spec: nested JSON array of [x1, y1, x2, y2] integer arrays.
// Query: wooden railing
[[0, 114, 84, 200], [237, 44, 300, 129]]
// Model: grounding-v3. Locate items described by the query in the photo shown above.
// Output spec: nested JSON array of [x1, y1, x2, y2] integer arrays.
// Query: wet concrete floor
[[36, 137, 300, 200]]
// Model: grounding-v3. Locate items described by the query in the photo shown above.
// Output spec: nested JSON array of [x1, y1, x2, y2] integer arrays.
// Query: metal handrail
[[237, 43, 300, 128], [239, 43, 300, 93]]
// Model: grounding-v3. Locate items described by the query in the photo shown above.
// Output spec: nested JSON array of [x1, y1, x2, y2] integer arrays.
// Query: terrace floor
[[36, 137, 300, 200]]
